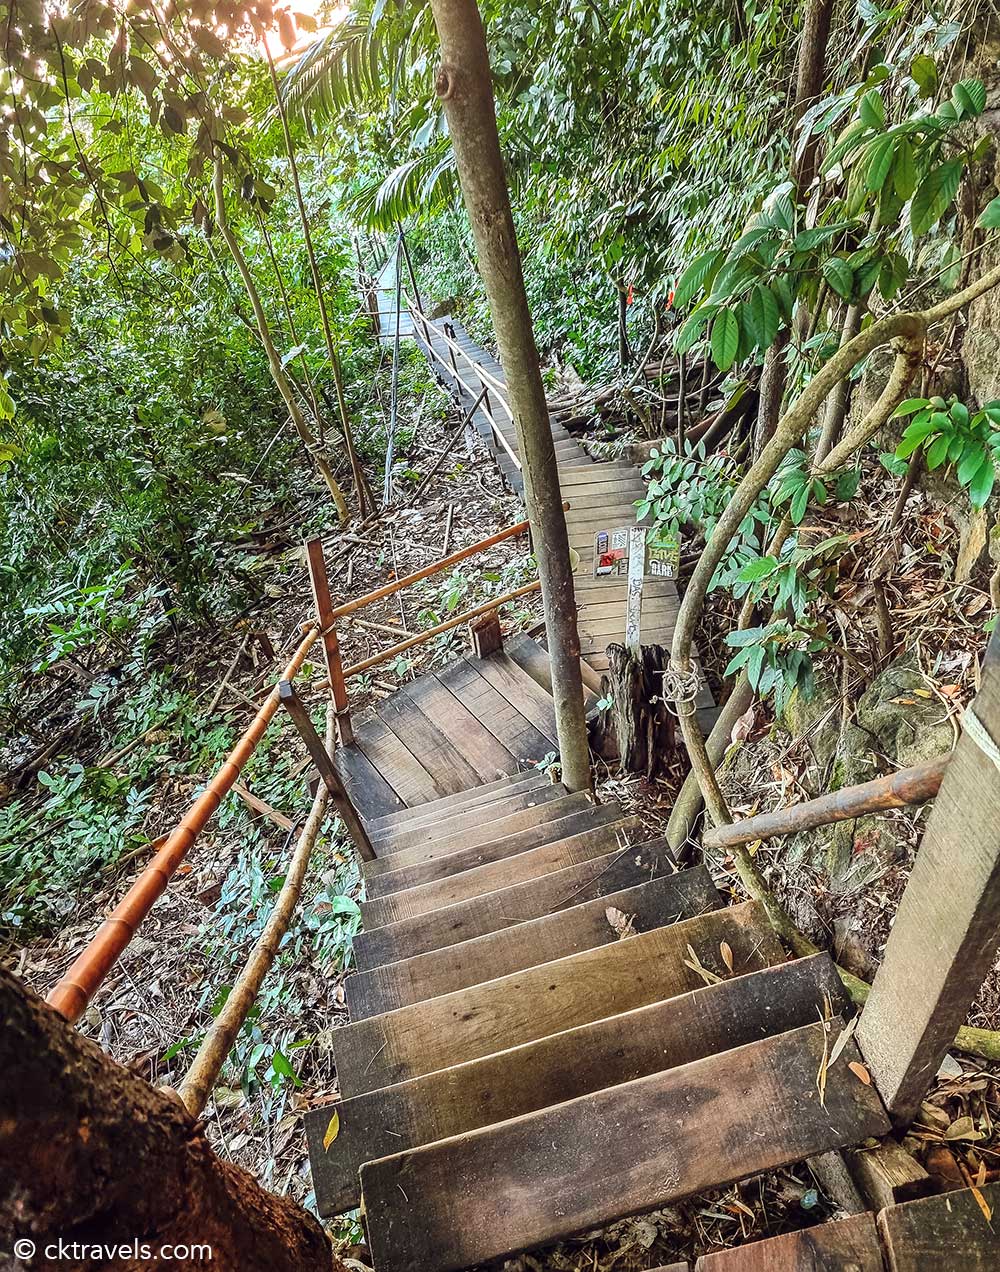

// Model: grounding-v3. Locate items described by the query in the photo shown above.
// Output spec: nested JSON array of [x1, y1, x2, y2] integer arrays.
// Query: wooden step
[[367, 782, 571, 858], [361, 1017, 890, 1272], [694, 1213, 882, 1270], [334, 743, 405, 821], [436, 658, 554, 764], [375, 691, 482, 796], [471, 651, 561, 748], [366, 767, 547, 831], [360, 813, 643, 926], [353, 837, 675, 968], [392, 675, 522, 786], [877, 1180, 1000, 1270], [308, 954, 845, 1216], [353, 713, 443, 808], [504, 632, 598, 705], [334, 901, 783, 1096], [363, 795, 607, 894], [346, 866, 721, 1018]]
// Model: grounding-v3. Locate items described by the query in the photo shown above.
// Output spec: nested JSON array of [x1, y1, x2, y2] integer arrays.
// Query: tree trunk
[[752, 0, 834, 457], [0, 966, 337, 1271], [427, 0, 591, 793], [591, 643, 675, 780]]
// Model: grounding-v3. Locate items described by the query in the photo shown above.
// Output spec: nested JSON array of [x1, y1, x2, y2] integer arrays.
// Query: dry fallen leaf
[[969, 1182, 993, 1224], [719, 941, 734, 974], [323, 1109, 340, 1151], [683, 943, 723, 986], [605, 906, 636, 940], [944, 1115, 984, 1142], [829, 1015, 859, 1067], [848, 1061, 872, 1086]]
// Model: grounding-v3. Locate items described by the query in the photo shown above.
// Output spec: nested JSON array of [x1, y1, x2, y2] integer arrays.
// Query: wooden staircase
[[305, 638, 891, 1270]]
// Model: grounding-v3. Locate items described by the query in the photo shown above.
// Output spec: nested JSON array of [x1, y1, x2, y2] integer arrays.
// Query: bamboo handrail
[[328, 509, 562, 620], [340, 580, 542, 679], [47, 623, 323, 1025], [701, 754, 949, 853]]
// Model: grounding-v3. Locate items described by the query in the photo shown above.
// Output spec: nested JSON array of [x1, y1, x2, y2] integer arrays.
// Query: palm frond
[[346, 144, 456, 230]]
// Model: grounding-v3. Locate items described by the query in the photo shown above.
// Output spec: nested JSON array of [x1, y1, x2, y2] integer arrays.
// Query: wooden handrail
[[340, 580, 541, 679], [328, 509, 563, 620], [47, 622, 323, 1025], [702, 755, 949, 852]]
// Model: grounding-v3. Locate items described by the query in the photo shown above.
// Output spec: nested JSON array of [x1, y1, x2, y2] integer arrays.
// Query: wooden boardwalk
[[414, 314, 715, 716]]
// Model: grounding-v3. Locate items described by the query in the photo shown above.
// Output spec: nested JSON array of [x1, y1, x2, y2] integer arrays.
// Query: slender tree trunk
[[0, 966, 337, 1271], [815, 302, 862, 462], [752, 0, 834, 457], [265, 45, 369, 517], [427, 0, 591, 793], [212, 155, 348, 521]]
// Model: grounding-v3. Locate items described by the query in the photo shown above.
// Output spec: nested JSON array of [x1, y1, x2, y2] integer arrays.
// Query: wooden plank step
[[366, 767, 547, 831], [471, 652, 560, 748], [333, 743, 405, 822], [367, 782, 570, 856], [334, 901, 783, 1095], [307, 954, 846, 1216], [437, 657, 554, 764], [375, 690, 481, 797], [347, 866, 721, 1017], [353, 714, 442, 808], [393, 675, 521, 786], [360, 811, 639, 925], [504, 632, 597, 705], [877, 1180, 1000, 1270], [361, 1017, 890, 1272], [694, 1213, 883, 1270], [352, 837, 675, 968]]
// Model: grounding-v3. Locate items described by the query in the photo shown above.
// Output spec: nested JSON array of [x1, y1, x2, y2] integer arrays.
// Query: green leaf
[[911, 160, 963, 236], [958, 444, 988, 485], [835, 470, 861, 501], [970, 457, 997, 508], [710, 310, 740, 371], [893, 138, 917, 200], [674, 249, 725, 308], [865, 135, 896, 192], [748, 285, 780, 350], [979, 197, 1000, 229], [953, 79, 986, 120], [859, 89, 886, 130], [910, 54, 938, 98], [822, 256, 854, 300], [791, 484, 810, 524], [926, 434, 951, 469], [738, 556, 779, 583], [892, 398, 931, 418]]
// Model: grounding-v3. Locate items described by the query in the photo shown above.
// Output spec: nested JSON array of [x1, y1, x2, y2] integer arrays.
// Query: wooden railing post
[[279, 682, 375, 862], [857, 631, 1000, 1125], [305, 538, 353, 746]]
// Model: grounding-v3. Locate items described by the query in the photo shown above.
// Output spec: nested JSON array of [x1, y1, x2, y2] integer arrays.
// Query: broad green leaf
[[748, 285, 780, 350], [859, 89, 885, 130], [958, 444, 987, 485], [926, 433, 950, 469], [710, 309, 740, 371], [738, 556, 779, 582], [674, 249, 725, 308], [911, 160, 963, 236], [892, 398, 931, 418], [978, 197, 1000, 229], [970, 457, 997, 508], [893, 138, 917, 200], [790, 483, 810, 524], [952, 79, 986, 119], [822, 256, 854, 299], [865, 135, 896, 192], [910, 54, 938, 98]]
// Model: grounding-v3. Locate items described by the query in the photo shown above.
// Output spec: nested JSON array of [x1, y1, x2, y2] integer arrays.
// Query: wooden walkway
[[415, 314, 713, 696]]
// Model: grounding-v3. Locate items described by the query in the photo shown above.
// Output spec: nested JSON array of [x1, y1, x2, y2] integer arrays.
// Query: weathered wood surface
[[361, 1019, 890, 1272], [366, 767, 544, 829], [346, 867, 721, 1017], [436, 657, 554, 763], [856, 644, 1000, 1125], [363, 797, 612, 896], [360, 814, 644, 926], [369, 782, 562, 849], [393, 675, 518, 785], [693, 1214, 882, 1270], [334, 902, 783, 1096], [333, 742, 404, 822], [877, 1181, 1000, 1270], [307, 955, 844, 1216], [352, 837, 674, 968], [471, 651, 562, 747], [848, 1139, 932, 1211], [376, 689, 482, 794], [504, 631, 596, 705], [364, 787, 583, 868]]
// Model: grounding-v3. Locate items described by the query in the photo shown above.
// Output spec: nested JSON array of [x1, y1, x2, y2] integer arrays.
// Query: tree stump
[[590, 642, 675, 779]]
